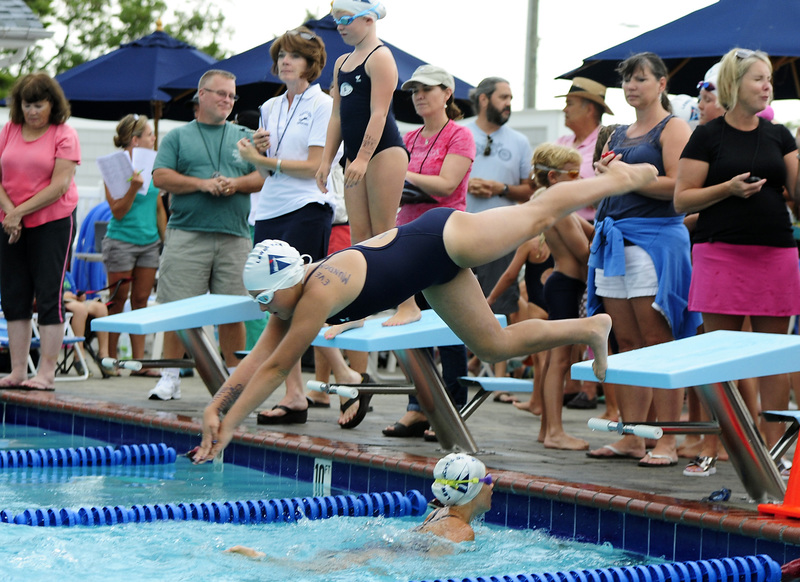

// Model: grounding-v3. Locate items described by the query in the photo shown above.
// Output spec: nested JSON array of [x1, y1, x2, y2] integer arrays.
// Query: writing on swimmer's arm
[[320, 264, 351, 284], [211, 383, 245, 414]]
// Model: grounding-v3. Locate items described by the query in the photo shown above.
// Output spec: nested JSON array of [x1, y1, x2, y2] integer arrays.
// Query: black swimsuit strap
[[338, 45, 385, 75]]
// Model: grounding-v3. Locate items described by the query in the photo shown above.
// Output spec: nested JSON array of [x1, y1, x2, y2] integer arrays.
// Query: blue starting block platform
[[572, 330, 800, 503], [312, 310, 506, 453], [92, 294, 264, 395]]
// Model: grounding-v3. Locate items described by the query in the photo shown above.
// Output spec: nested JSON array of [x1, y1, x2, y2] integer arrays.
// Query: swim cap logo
[[269, 257, 294, 274], [340, 82, 354, 97]]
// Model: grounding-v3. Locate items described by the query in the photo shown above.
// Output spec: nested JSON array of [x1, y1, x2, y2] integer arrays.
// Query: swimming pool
[[0, 426, 668, 581], [2, 392, 799, 572]]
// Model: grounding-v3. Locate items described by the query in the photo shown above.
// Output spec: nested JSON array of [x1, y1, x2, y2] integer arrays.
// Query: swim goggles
[[434, 474, 493, 487], [333, 4, 381, 26], [252, 289, 275, 306]]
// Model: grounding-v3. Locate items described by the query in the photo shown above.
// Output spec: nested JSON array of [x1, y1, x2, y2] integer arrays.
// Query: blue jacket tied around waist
[[587, 216, 701, 341]]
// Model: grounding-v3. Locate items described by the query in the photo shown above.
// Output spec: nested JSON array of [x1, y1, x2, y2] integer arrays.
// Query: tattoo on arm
[[360, 135, 378, 157], [210, 383, 245, 414]]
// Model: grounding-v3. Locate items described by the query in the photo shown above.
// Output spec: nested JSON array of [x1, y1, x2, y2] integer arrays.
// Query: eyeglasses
[[333, 5, 379, 26], [697, 81, 716, 92], [534, 164, 580, 178], [287, 29, 317, 40], [483, 134, 493, 156], [201, 88, 239, 102], [434, 474, 493, 488]]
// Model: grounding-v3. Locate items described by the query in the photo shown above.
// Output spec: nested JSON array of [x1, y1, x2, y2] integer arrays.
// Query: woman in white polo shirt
[[236, 26, 334, 426]]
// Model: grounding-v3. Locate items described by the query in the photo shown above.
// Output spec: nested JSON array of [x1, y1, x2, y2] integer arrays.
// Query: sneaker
[[148, 375, 181, 401]]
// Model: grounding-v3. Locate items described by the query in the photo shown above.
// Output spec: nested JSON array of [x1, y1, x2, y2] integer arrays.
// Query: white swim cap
[[431, 453, 487, 506], [670, 94, 700, 130], [242, 240, 309, 298], [698, 62, 720, 96], [331, 0, 386, 19]]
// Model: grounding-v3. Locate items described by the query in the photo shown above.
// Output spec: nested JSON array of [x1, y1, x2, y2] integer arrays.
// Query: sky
[[201, 0, 799, 126]]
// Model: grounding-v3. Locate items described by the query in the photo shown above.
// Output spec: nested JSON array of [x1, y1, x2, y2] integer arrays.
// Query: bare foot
[[306, 392, 330, 406], [382, 302, 422, 327], [584, 314, 612, 382], [225, 545, 265, 559], [513, 400, 542, 415], [544, 433, 590, 450], [323, 319, 365, 340], [599, 408, 619, 422]]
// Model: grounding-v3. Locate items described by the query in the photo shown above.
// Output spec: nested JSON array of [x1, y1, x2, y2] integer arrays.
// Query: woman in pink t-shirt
[[0, 73, 80, 391], [382, 65, 476, 439]]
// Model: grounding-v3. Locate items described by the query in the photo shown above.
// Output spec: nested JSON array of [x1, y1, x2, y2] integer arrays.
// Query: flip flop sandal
[[256, 405, 308, 425], [382, 420, 429, 438], [339, 393, 373, 429], [683, 455, 717, 477]]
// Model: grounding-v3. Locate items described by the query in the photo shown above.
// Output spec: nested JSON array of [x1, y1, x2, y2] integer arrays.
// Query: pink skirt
[[689, 242, 800, 316]]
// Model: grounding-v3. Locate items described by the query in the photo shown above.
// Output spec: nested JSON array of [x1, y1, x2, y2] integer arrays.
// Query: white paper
[[131, 147, 157, 196], [96, 151, 135, 200], [96, 148, 158, 200]]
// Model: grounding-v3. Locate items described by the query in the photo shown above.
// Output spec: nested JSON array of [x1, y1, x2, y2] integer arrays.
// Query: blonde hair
[[114, 114, 149, 148], [530, 143, 582, 189], [717, 48, 772, 111]]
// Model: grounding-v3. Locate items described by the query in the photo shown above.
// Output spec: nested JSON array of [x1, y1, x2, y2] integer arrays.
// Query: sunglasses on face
[[483, 134, 493, 156], [333, 6, 378, 26], [201, 88, 239, 102], [434, 474, 493, 488], [534, 164, 580, 178]]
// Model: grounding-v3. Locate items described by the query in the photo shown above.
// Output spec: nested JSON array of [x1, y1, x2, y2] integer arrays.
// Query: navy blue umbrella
[[54, 28, 217, 138], [160, 15, 475, 122], [559, 0, 800, 100]]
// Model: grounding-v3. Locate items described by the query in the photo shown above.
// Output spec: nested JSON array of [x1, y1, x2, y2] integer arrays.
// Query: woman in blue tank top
[[315, 0, 407, 247], [586, 53, 697, 468], [186, 161, 660, 463]]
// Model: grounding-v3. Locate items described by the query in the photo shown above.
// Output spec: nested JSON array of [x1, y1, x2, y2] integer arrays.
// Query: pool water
[[0, 426, 656, 582]]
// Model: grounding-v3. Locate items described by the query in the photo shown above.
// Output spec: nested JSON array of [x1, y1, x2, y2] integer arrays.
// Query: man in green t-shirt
[[150, 69, 264, 401]]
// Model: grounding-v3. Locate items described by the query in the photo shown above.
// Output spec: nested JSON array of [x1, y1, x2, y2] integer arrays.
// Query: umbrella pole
[[151, 100, 163, 150]]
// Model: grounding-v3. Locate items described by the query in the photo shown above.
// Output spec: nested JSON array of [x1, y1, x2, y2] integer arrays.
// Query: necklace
[[195, 122, 228, 178], [272, 87, 308, 157], [409, 120, 449, 173]]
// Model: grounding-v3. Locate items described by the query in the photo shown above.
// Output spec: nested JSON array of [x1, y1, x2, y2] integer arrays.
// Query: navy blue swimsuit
[[337, 46, 405, 162], [308, 208, 461, 324]]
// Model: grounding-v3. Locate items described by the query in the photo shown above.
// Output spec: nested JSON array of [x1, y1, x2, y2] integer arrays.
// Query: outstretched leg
[[443, 162, 657, 269], [423, 269, 612, 381]]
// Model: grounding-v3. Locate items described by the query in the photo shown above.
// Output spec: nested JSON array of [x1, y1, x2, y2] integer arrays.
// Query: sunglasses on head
[[534, 164, 580, 178], [287, 29, 317, 41], [483, 134, 493, 156], [735, 49, 756, 60], [333, 6, 378, 26], [435, 474, 493, 488]]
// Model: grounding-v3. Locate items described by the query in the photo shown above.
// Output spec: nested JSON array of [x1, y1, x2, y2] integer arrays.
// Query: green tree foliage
[[0, 0, 231, 95]]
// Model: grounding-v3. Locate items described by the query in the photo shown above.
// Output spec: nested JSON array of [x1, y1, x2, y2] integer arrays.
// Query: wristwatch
[[500, 184, 509, 197]]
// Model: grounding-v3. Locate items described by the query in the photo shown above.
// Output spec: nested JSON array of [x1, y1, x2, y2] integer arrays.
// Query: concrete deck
[[25, 356, 785, 513]]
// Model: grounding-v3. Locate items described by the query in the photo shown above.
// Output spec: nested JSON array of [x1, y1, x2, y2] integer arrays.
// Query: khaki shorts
[[102, 237, 161, 272], [157, 228, 250, 304]]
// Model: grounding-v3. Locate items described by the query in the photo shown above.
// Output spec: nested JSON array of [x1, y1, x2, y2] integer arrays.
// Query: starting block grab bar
[[588, 418, 721, 440]]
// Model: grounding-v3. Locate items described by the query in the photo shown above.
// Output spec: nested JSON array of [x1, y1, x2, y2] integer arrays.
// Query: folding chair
[[31, 314, 89, 381]]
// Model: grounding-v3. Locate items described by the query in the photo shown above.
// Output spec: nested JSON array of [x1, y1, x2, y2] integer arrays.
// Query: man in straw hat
[[556, 77, 614, 184]]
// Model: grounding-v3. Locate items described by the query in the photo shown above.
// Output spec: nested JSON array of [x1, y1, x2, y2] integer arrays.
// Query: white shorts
[[594, 245, 659, 299]]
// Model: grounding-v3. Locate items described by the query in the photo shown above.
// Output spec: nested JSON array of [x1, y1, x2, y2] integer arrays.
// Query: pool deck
[[5, 362, 800, 548]]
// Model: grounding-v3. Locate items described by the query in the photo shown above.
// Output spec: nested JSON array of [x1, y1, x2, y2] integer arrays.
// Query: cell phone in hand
[[744, 176, 761, 183]]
